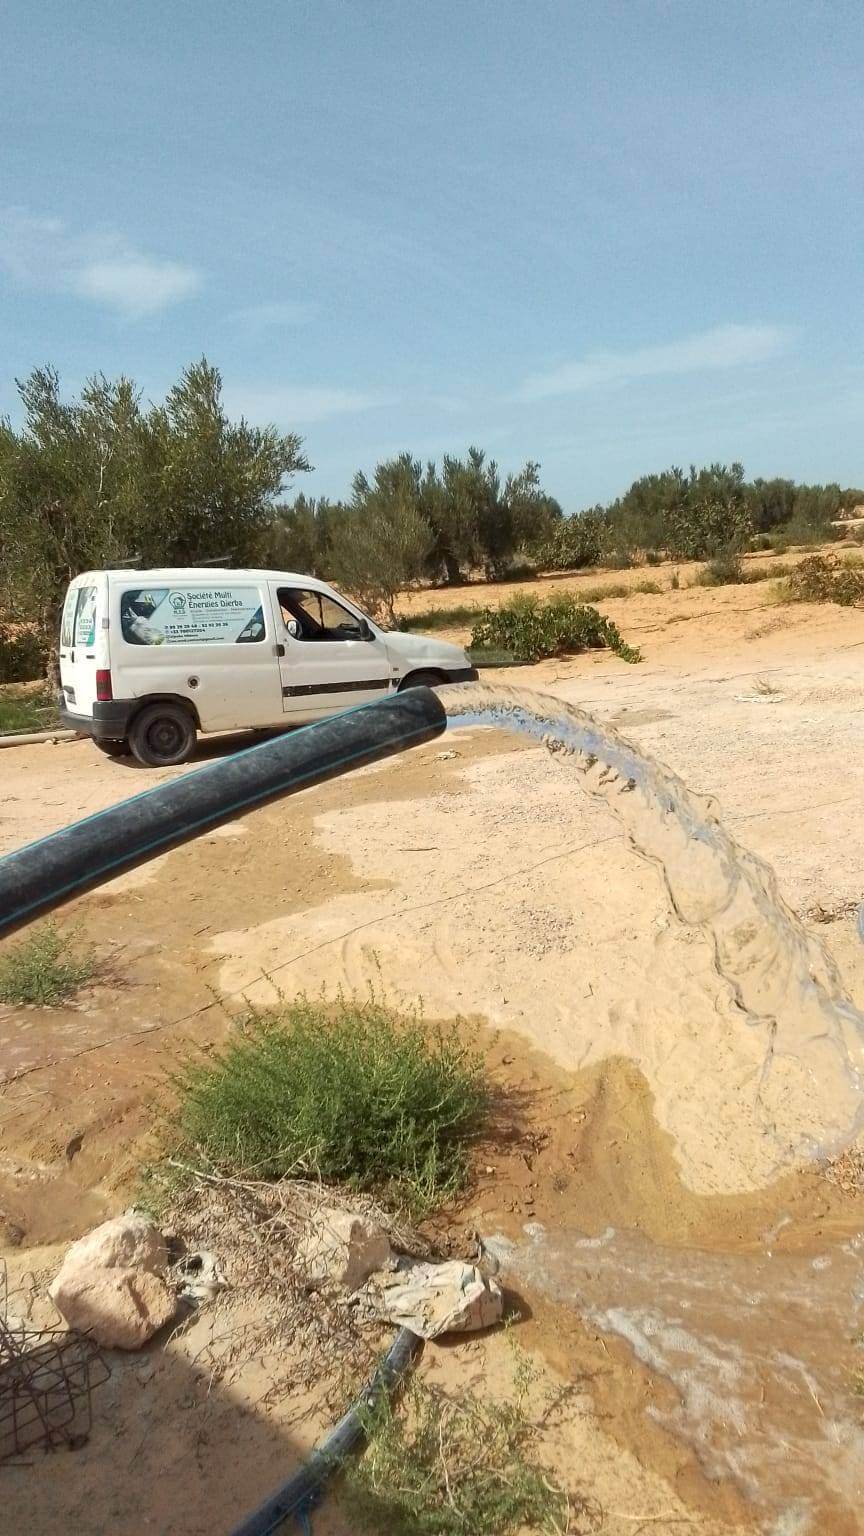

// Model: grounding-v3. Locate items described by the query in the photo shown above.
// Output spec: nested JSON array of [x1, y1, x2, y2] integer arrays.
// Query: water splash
[[486, 1220, 864, 1529], [442, 681, 864, 1167]]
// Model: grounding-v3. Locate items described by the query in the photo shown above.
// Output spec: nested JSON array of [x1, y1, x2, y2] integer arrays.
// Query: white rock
[[295, 1207, 391, 1292], [49, 1266, 176, 1349], [55, 1211, 168, 1278], [359, 1259, 503, 1339], [48, 1210, 175, 1350]]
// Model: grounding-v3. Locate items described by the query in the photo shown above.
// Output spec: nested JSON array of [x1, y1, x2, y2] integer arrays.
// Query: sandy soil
[[2, 571, 864, 1533]]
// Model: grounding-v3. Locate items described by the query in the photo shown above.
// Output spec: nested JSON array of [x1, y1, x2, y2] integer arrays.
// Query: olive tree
[[0, 359, 309, 681]]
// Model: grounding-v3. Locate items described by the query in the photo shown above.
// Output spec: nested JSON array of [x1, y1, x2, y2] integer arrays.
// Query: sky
[[1, 0, 863, 509]]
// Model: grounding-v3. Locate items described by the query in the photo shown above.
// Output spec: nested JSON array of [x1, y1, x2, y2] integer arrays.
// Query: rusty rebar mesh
[[0, 1261, 110, 1461]]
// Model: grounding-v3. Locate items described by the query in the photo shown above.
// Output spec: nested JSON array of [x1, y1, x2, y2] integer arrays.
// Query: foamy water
[[486, 1220, 864, 1530]]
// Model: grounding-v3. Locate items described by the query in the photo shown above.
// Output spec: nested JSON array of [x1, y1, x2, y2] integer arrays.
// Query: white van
[[58, 568, 476, 766]]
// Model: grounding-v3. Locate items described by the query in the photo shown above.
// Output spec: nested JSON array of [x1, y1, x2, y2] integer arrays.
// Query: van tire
[[128, 703, 197, 767], [93, 738, 131, 757], [398, 669, 447, 691]]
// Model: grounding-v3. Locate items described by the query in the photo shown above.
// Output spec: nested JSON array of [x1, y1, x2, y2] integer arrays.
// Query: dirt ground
[[2, 568, 864, 1533]]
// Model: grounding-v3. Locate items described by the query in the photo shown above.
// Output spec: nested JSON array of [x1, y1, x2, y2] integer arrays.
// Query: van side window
[[277, 589, 365, 642], [60, 588, 79, 649]]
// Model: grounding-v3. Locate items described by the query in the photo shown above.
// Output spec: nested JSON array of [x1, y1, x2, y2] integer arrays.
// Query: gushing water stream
[[441, 682, 864, 1530], [444, 681, 864, 1168]]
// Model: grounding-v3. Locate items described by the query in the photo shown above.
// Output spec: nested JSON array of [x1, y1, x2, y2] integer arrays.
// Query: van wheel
[[93, 738, 131, 757], [129, 703, 197, 767], [398, 670, 446, 691]]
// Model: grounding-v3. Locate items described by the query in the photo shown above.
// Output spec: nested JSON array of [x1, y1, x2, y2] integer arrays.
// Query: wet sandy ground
[[2, 576, 864, 1532]]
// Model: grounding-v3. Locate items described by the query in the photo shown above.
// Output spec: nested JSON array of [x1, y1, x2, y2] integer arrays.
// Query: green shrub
[[470, 592, 641, 664], [498, 558, 538, 582], [604, 549, 633, 570], [0, 685, 59, 735], [0, 626, 48, 685], [535, 509, 605, 571], [0, 923, 95, 1006], [632, 578, 662, 594], [398, 603, 478, 633], [695, 552, 745, 587], [577, 582, 630, 602], [784, 554, 864, 607], [738, 560, 793, 585], [171, 997, 487, 1212], [344, 1356, 571, 1536]]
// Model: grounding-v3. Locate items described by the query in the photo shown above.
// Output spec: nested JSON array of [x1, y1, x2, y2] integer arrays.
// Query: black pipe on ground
[[230, 1326, 421, 1536], [0, 688, 447, 939], [0, 689, 442, 1532]]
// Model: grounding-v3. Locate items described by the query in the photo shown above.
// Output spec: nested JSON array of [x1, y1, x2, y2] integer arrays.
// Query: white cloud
[[229, 299, 315, 329], [73, 256, 198, 316], [0, 209, 199, 318], [520, 323, 792, 401], [223, 384, 396, 426]]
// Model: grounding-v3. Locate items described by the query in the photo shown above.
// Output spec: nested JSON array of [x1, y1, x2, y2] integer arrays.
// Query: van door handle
[[275, 643, 285, 658]]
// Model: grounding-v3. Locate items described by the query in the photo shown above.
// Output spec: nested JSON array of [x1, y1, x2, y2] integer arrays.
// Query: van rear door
[[112, 578, 283, 731], [58, 575, 108, 719]]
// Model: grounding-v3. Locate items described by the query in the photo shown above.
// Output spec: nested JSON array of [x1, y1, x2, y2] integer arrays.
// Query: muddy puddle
[[489, 1220, 864, 1531]]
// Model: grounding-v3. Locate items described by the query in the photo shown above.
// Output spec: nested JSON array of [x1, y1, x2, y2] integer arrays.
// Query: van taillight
[[96, 670, 113, 702]]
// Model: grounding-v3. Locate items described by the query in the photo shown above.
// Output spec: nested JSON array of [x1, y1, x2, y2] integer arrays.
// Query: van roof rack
[[111, 554, 233, 570]]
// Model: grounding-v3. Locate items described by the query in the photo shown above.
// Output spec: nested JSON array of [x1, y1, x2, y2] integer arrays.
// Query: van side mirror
[[359, 618, 373, 640]]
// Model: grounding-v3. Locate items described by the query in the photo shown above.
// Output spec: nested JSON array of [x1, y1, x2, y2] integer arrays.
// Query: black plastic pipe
[[230, 1326, 421, 1536], [0, 689, 446, 938]]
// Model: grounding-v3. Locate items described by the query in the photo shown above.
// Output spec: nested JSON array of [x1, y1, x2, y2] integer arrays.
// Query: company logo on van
[[169, 591, 187, 613]]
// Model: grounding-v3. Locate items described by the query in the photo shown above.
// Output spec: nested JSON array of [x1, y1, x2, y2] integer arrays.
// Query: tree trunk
[[46, 642, 61, 693]]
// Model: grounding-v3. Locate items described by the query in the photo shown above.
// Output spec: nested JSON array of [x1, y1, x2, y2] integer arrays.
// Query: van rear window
[[120, 586, 266, 646], [60, 588, 79, 649], [74, 586, 98, 647]]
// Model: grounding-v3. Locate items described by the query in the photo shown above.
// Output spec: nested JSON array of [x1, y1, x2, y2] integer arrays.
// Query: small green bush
[[695, 552, 745, 587], [398, 603, 478, 633], [0, 923, 95, 1006], [171, 997, 486, 1212], [0, 685, 59, 735], [498, 558, 538, 582], [344, 1357, 572, 1536], [784, 554, 864, 607], [470, 592, 641, 664], [578, 582, 630, 602], [0, 626, 48, 685], [535, 510, 605, 571]]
